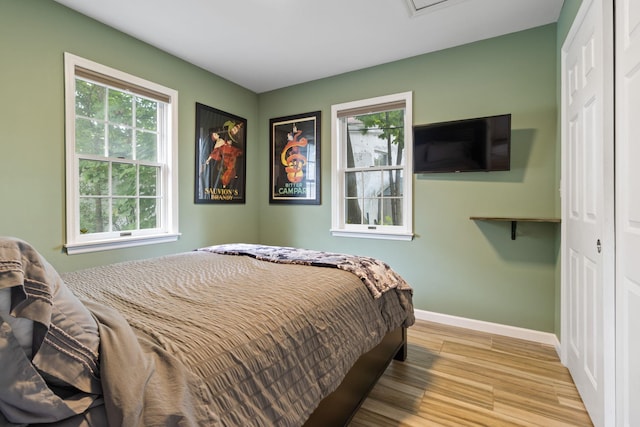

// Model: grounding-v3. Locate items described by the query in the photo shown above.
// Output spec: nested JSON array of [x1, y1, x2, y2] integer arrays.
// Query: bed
[[0, 238, 414, 426]]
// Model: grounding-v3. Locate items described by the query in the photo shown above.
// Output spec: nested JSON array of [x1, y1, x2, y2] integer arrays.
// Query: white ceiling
[[53, 0, 564, 93]]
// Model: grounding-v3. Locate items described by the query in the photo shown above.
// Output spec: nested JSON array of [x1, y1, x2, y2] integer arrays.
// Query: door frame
[[614, 0, 640, 424]]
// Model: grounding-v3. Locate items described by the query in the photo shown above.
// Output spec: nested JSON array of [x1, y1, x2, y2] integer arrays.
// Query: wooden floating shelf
[[469, 216, 561, 240]]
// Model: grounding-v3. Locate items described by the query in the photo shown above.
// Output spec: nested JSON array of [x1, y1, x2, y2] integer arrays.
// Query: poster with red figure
[[195, 103, 246, 204], [269, 111, 321, 204]]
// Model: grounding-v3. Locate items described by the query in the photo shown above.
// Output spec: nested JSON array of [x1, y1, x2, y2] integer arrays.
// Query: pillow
[[0, 237, 101, 423], [0, 318, 97, 424], [0, 288, 33, 358]]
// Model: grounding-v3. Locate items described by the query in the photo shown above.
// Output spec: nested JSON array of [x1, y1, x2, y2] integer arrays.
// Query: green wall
[[1, 0, 568, 333], [258, 25, 559, 332], [558, 0, 584, 44], [0, 0, 260, 271]]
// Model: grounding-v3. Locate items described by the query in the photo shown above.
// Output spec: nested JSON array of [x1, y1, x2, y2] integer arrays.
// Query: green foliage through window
[[75, 77, 162, 235]]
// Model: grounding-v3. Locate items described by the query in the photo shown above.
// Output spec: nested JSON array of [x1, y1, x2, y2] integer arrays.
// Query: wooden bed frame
[[303, 326, 407, 426]]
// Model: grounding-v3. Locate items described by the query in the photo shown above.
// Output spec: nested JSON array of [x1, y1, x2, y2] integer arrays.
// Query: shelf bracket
[[511, 221, 517, 240]]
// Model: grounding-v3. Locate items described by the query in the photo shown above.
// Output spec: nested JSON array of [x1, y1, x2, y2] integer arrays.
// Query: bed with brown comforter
[[0, 238, 414, 426]]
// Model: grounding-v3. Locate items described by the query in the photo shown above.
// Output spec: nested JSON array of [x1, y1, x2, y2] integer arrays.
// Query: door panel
[[569, 248, 580, 355], [583, 257, 598, 385]]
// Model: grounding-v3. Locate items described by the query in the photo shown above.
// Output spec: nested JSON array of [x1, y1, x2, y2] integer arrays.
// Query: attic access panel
[[405, 0, 468, 16]]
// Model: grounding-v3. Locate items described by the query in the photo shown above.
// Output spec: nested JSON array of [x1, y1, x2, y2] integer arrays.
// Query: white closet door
[[561, 0, 615, 425], [615, 1, 640, 425]]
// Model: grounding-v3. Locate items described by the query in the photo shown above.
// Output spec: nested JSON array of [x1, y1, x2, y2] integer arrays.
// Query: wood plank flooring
[[349, 320, 593, 427]]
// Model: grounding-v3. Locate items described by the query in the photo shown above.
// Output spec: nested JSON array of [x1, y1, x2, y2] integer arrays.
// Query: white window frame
[[330, 92, 414, 241], [63, 53, 179, 254]]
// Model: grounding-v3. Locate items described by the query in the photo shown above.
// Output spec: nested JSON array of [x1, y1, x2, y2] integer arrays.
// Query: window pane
[[76, 119, 105, 155], [136, 97, 157, 131], [108, 90, 133, 126], [347, 109, 405, 168], [383, 168, 404, 197], [139, 165, 159, 196], [348, 127, 386, 168], [75, 79, 105, 119], [345, 198, 363, 224], [361, 170, 382, 198], [108, 125, 133, 158], [79, 197, 109, 233], [383, 198, 404, 226], [363, 198, 380, 225], [79, 159, 108, 196], [136, 130, 158, 161], [345, 171, 361, 197], [140, 198, 159, 229], [112, 163, 137, 196], [112, 198, 137, 231]]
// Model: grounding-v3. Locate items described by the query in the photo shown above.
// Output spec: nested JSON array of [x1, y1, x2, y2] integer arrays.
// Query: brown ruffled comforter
[[58, 249, 414, 426]]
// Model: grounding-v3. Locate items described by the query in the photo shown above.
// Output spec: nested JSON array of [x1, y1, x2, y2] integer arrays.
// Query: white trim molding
[[413, 309, 561, 356]]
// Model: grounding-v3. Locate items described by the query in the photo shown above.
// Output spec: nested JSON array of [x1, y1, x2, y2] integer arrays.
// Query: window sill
[[331, 229, 414, 241], [65, 233, 181, 255]]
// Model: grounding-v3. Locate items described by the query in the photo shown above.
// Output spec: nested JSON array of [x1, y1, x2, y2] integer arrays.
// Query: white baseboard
[[414, 309, 561, 356]]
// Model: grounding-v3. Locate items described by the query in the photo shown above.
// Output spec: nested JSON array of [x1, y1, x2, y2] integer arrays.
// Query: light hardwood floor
[[349, 320, 593, 427]]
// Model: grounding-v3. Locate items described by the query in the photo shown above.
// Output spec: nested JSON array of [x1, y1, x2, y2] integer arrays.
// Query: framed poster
[[195, 103, 246, 203], [269, 111, 321, 204]]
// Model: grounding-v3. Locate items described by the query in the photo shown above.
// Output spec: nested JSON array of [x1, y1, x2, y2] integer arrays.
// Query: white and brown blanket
[[199, 243, 413, 300]]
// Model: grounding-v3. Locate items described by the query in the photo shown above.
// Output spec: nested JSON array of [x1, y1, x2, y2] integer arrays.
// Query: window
[[331, 92, 413, 240], [64, 53, 179, 254]]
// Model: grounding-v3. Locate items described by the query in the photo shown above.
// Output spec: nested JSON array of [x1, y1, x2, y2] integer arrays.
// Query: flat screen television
[[413, 113, 511, 173]]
